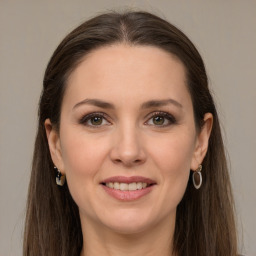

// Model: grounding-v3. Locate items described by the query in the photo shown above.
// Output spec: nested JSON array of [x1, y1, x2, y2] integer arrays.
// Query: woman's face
[[47, 44, 211, 235]]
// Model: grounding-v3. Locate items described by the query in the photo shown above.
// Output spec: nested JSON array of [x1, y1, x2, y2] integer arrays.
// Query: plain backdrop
[[0, 1, 255, 255]]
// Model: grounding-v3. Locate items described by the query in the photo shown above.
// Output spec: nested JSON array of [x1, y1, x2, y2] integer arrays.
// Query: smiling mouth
[[100, 176, 156, 201], [102, 182, 153, 191], [101, 176, 156, 191]]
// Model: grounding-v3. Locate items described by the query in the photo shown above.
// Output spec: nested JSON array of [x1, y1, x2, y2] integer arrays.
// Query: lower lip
[[101, 185, 155, 201]]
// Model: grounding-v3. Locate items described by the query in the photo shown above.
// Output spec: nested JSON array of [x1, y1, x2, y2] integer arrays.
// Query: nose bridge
[[110, 120, 145, 166]]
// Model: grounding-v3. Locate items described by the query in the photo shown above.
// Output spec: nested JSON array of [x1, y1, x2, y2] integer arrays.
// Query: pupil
[[92, 117, 102, 125], [153, 116, 164, 125]]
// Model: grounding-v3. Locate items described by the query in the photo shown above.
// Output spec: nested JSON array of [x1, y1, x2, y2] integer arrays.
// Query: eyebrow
[[141, 99, 183, 109], [73, 98, 183, 110], [73, 99, 115, 110]]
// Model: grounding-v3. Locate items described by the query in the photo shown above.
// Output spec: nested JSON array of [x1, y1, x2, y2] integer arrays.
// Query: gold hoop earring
[[192, 164, 202, 189], [54, 167, 66, 186]]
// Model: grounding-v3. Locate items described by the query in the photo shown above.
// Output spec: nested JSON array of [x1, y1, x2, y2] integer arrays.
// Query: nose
[[109, 124, 146, 167]]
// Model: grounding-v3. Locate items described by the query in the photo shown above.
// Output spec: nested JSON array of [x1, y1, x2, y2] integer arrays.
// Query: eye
[[146, 112, 176, 127], [79, 112, 110, 127]]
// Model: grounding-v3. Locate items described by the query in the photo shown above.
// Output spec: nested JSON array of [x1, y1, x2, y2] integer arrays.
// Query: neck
[[80, 214, 176, 256]]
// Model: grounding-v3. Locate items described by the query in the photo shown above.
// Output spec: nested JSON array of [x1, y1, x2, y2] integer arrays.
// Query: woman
[[23, 11, 238, 256]]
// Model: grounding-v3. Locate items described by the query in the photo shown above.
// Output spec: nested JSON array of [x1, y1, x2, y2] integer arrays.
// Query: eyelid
[[79, 112, 111, 127], [78, 111, 176, 128], [145, 111, 176, 126]]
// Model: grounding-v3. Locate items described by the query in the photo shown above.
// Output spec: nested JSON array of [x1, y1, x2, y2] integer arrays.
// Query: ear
[[190, 113, 213, 171], [45, 119, 65, 174]]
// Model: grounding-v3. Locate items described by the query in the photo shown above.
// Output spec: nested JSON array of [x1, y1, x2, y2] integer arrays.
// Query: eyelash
[[79, 112, 111, 128], [79, 111, 176, 128], [145, 111, 176, 127]]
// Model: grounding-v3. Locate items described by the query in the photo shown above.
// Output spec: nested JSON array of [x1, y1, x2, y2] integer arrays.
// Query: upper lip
[[101, 176, 157, 184]]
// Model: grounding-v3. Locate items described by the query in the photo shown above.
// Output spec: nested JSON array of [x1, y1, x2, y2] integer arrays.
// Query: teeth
[[108, 182, 114, 188], [114, 182, 119, 190], [119, 183, 128, 191], [128, 182, 137, 190], [105, 182, 149, 191], [137, 182, 142, 189]]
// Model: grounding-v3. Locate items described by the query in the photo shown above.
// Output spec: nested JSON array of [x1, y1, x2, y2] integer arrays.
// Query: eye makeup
[[145, 111, 177, 127], [79, 112, 111, 128], [77, 110, 177, 130]]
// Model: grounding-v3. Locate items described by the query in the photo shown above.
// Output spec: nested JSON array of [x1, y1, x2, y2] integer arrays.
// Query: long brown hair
[[23, 11, 238, 256]]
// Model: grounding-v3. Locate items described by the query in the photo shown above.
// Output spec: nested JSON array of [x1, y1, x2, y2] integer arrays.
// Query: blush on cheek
[[64, 152, 96, 176], [154, 144, 193, 175], [61, 135, 102, 173]]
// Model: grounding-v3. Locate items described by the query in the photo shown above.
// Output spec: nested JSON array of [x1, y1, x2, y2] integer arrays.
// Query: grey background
[[0, 0, 255, 255]]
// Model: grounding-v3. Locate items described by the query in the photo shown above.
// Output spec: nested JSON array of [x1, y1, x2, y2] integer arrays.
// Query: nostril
[[112, 158, 144, 167]]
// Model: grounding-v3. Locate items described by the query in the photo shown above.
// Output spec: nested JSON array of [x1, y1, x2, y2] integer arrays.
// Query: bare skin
[[45, 44, 212, 256]]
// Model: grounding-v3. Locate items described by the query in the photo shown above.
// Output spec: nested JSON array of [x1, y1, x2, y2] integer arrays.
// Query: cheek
[[148, 131, 195, 199], [149, 131, 196, 172], [61, 130, 104, 170], [59, 132, 109, 212], [59, 130, 111, 192]]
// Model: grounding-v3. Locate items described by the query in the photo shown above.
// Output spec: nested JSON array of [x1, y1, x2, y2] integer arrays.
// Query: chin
[[105, 220, 153, 235], [97, 208, 162, 235]]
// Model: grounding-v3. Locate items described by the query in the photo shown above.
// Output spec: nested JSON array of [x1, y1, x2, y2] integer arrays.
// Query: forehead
[[64, 44, 191, 108]]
